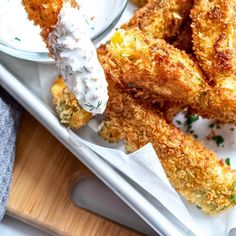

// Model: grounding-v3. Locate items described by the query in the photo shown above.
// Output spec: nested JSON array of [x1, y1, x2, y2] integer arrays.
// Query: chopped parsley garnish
[[193, 134, 198, 139], [186, 115, 199, 125], [176, 120, 182, 125], [14, 37, 21, 41], [186, 125, 192, 132], [196, 205, 202, 210], [84, 103, 95, 112], [212, 135, 224, 147], [225, 158, 231, 166], [85, 101, 102, 111], [96, 100, 102, 109], [231, 194, 236, 201], [233, 181, 236, 191]]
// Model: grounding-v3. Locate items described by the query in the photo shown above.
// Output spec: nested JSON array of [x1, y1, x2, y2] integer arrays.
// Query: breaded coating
[[131, 0, 148, 7], [102, 28, 205, 104], [100, 82, 236, 215], [51, 77, 92, 128], [22, 0, 77, 39], [191, 85, 236, 123], [99, 28, 236, 124], [191, 0, 236, 122], [191, 0, 236, 84], [123, 0, 194, 40]]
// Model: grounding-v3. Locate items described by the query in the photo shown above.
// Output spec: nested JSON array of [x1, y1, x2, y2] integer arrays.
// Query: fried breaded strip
[[51, 77, 92, 128], [22, 0, 77, 39], [190, 0, 236, 122], [102, 28, 205, 104], [98, 28, 236, 124], [191, 0, 236, 84], [190, 86, 236, 123], [123, 0, 194, 40], [100, 82, 236, 215]]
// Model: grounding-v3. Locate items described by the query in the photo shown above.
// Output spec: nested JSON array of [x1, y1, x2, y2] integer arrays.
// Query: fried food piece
[[191, 85, 236, 123], [22, 0, 77, 39], [191, 0, 236, 84], [100, 82, 236, 215], [123, 0, 194, 40], [102, 28, 205, 104], [51, 77, 92, 128], [131, 0, 148, 7], [99, 28, 236, 124], [191, 0, 236, 122]]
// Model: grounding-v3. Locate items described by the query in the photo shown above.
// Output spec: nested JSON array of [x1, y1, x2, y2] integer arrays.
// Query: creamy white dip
[[48, 4, 108, 114], [0, 0, 103, 52]]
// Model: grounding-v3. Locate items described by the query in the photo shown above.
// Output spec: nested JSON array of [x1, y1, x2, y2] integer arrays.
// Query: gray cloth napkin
[[0, 87, 22, 220]]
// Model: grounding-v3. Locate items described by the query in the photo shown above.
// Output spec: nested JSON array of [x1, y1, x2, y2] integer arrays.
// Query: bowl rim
[[0, 0, 128, 63]]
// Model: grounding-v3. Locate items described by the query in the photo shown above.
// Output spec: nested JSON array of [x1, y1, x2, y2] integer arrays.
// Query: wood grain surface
[[7, 111, 141, 236]]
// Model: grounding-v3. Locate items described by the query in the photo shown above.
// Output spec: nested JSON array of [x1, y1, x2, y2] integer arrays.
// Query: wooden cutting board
[[7, 111, 142, 236]]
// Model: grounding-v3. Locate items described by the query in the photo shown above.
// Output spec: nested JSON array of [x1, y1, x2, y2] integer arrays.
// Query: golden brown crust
[[22, 0, 78, 39], [191, 86, 236, 123], [191, 0, 236, 84], [101, 29, 205, 104], [100, 82, 236, 215], [123, 0, 194, 40], [51, 77, 92, 128]]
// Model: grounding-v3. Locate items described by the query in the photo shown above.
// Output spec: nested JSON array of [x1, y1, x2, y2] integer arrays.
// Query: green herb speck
[[193, 134, 198, 139], [225, 158, 231, 166], [14, 37, 21, 41], [186, 125, 192, 132], [231, 194, 236, 201], [186, 115, 199, 125], [96, 100, 102, 109], [212, 135, 224, 147], [233, 181, 236, 191]]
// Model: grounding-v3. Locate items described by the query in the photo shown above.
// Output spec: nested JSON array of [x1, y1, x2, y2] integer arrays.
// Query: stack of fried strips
[[22, 0, 236, 215]]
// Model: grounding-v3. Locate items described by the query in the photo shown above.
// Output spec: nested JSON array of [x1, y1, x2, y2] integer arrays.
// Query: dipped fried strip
[[100, 82, 236, 215], [123, 0, 194, 40], [191, 0, 236, 84]]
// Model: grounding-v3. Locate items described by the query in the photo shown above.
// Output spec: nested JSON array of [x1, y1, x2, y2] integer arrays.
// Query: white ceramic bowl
[[0, 0, 128, 62]]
